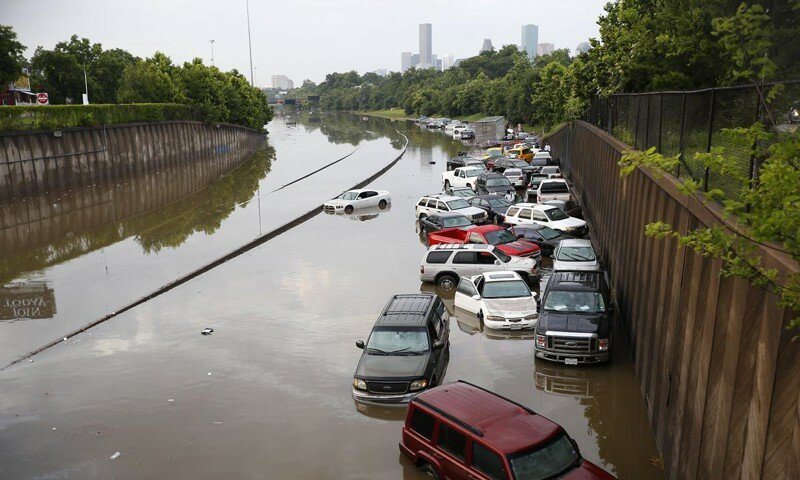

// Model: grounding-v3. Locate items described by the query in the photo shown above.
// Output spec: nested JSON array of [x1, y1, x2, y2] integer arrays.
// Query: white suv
[[419, 244, 538, 292], [415, 194, 488, 224], [504, 203, 587, 237]]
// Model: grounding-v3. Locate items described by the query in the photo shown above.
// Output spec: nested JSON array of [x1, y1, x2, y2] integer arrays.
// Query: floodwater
[[0, 114, 663, 479]]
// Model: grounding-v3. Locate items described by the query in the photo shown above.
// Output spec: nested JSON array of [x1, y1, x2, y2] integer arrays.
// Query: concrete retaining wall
[[0, 121, 264, 201], [548, 121, 799, 479]]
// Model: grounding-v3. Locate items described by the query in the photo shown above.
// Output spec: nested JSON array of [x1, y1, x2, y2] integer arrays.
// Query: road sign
[[36, 92, 49, 105]]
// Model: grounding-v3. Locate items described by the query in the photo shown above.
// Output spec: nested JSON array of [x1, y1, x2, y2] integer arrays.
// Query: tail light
[[420, 265, 424, 274], [536, 335, 546, 348]]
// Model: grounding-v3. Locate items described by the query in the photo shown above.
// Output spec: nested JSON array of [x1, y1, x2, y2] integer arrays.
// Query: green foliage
[[0, 104, 203, 131], [0, 25, 26, 87], [117, 54, 182, 103]]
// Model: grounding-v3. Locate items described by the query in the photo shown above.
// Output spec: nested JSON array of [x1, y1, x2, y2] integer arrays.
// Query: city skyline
[[5, 0, 607, 84]]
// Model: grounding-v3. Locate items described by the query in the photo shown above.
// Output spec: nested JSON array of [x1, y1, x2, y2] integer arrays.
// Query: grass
[[353, 109, 415, 120]]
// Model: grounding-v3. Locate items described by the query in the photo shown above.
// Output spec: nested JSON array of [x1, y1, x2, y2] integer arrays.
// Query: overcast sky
[[5, 0, 608, 87]]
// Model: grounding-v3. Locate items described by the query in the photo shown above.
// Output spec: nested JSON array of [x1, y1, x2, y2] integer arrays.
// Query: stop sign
[[36, 93, 49, 105]]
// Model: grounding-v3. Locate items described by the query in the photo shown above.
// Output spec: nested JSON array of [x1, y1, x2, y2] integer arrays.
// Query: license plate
[[564, 358, 578, 365], [510, 325, 522, 330]]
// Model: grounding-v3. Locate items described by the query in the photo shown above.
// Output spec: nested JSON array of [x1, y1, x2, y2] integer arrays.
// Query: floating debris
[[110, 452, 121, 460], [201, 328, 214, 335]]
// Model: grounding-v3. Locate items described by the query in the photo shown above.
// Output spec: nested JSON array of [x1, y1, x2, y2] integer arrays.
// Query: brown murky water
[[0, 114, 663, 479]]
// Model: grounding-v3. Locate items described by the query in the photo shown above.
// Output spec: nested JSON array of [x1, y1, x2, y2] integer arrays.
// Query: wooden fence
[[547, 121, 799, 479]]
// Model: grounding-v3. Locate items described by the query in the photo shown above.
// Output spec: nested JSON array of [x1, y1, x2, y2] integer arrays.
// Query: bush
[[0, 104, 204, 131]]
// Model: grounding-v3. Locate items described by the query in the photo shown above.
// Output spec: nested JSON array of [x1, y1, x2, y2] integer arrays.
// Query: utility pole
[[246, 0, 254, 86], [254, 67, 258, 87], [209, 39, 215, 66], [82, 60, 89, 105]]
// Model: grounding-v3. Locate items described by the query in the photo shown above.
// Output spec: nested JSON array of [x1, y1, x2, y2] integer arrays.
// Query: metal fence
[[586, 80, 800, 199]]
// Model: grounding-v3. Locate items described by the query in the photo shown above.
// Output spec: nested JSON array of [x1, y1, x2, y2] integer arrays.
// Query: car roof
[[503, 168, 523, 173], [558, 239, 592, 248], [547, 271, 604, 292], [375, 294, 436, 327], [460, 166, 484, 171], [429, 243, 493, 252], [541, 178, 567, 184], [415, 381, 561, 453], [482, 271, 523, 282], [469, 225, 504, 234], [423, 194, 460, 201]]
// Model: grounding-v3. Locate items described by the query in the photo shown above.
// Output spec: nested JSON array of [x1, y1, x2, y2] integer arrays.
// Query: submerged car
[[510, 224, 574, 256], [475, 172, 515, 198], [324, 189, 390, 214], [553, 239, 600, 271], [446, 186, 477, 199], [352, 294, 450, 404], [400, 381, 616, 480], [454, 271, 538, 330], [418, 212, 473, 236], [468, 194, 513, 224]]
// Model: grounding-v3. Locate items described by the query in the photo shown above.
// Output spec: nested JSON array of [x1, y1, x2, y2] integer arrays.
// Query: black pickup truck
[[534, 271, 614, 365]]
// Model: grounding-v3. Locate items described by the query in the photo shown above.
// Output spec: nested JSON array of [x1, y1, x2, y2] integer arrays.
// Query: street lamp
[[246, 0, 254, 85], [209, 39, 215, 66], [82, 59, 89, 104]]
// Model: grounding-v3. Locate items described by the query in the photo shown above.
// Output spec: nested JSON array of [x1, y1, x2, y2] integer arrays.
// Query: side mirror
[[532, 291, 538, 297], [494, 260, 501, 265], [472, 294, 481, 300], [355, 340, 365, 349], [433, 340, 445, 350]]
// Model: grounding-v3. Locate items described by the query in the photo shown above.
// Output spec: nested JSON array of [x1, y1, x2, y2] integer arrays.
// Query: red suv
[[400, 380, 615, 479]]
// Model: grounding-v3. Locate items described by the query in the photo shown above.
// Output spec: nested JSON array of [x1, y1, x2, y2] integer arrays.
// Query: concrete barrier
[[0, 121, 264, 201], [547, 120, 799, 479]]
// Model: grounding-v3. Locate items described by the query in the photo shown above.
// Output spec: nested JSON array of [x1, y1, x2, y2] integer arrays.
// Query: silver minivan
[[419, 244, 538, 292]]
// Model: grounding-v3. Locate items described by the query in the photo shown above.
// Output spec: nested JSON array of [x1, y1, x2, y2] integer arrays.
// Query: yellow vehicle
[[506, 147, 534, 161], [483, 147, 504, 158]]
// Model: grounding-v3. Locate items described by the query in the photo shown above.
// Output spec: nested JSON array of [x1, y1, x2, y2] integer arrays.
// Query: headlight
[[353, 378, 367, 390], [524, 313, 538, 320], [791, 109, 799, 119], [486, 315, 505, 321], [598, 339, 610, 351], [409, 379, 428, 391], [536, 334, 546, 348]]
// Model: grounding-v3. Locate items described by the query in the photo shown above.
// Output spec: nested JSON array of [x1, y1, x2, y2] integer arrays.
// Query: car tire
[[466, 183, 471, 189], [420, 464, 440, 479], [436, 273, 459, 292], [378, 199, 388, 209], [344, 205, 354, 214]]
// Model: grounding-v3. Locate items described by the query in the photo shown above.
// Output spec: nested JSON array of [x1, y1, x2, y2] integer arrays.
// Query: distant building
[[419, 23, 432, 66], [480, 39, 494, 53], [412, 53, 420, 66], [271, 75, 294, 90], [576, 41, 591, 55], [537, 43, 555, 56], [441, 55, 455, 70], [401, 52, 413, 72], [371, 68, 388, 77], [521, 24, 539, 59]]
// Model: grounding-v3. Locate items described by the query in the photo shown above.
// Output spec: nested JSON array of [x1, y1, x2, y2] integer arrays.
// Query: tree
[[117, 55, 182, 103], [92, 48, 138, 103], [0, 25, 25, 87]]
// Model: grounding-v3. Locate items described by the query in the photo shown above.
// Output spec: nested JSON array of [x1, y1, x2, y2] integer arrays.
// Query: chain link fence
[[586, 80, 800, 199]]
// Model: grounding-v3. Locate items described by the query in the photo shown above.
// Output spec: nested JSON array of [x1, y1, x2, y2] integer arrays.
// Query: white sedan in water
[[323, 189, 391, 214], [454, 271, 538, 330]]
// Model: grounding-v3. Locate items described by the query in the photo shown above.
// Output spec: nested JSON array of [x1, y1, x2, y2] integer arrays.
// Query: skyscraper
[[271, 75, 294, 90], [419, 23, 432, 66], [401, 52, 413, 72], [480, 39, 494, 53], [521, 24, 539, 59], [537, 43, 555, 56], [441, 55, 455, 70]]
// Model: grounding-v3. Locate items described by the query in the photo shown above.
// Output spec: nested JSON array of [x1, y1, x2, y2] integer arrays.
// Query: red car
[[427, 225, 542, 260], [400, 381, 616, 480]]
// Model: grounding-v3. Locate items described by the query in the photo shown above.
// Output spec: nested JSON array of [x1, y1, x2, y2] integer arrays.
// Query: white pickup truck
[[442, 166, 484, 190], [536, 179, 572, 203]]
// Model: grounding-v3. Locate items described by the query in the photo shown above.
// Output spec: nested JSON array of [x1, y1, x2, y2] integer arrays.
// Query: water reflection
[[0, 282, 56, 321], [0, 145, 274, 285], [353, 400, 408, 421]]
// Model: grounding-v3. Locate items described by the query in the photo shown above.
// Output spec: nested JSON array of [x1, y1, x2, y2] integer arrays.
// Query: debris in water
[[62, 337, 68, 342], [201, 328, 214, 335], [168, 398, 174, 403], [110, 452, 121, 460], [207, 372, 212, 376]]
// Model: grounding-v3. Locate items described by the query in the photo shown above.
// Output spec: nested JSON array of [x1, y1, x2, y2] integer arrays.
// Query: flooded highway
[[0, 114, 662, 479]]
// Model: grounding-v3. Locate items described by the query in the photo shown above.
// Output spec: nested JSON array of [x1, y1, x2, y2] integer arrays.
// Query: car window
[[540, 182, 569, 193], [426, 251, 452, 264], [519, 209, 532, 220], [532, 211, 548, 221], [409, 408, 435, 440], [544, 208, 569, 221], [457, 278, 478, 296], [418, 199, 428, 207], [443, 216, 472, 228], [453, 252, 477, 264], [436, 201, 448, 211], [477, 252, 497, 265], [438, 423, 466, 461], [472, 443, 506, 480], [506, 206, 520, 217], [459, 170, 465, 178]]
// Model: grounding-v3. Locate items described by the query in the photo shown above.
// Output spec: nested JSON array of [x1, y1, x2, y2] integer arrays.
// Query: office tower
[[271, 75, 294, 90], [576, 41, 591, 54], [412, 53, 419, 66], [521, 24, 539, 59], [401, 52, 413, 72], [431, 54, 439, 70], [537, 43, 555, 56], [441, 55, 455, 70], [419, 23, 432, 65], [480, 39, 494, 53]]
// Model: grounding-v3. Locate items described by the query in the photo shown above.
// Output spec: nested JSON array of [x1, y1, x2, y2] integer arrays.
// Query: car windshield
[[557, 246, 596, 262], [443, 216, 472, 228], [486, 178, 511, 187], [446, 199, 470, 210], [544, 208, 569, 221], [540, 182, 569, 193], [465, 170, 482, 177], [453, 190, 473, 198], [537, 226, 562, 240], [484, 229, 516, 245], [366, 327, 429, 355], [481, 280, 531, 299], [487, 197, 511, 208], [508, 433, 581, 480], [493, 249, 511, 263], [338, 191, 359, 200], [543, 291, 606, 313]]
